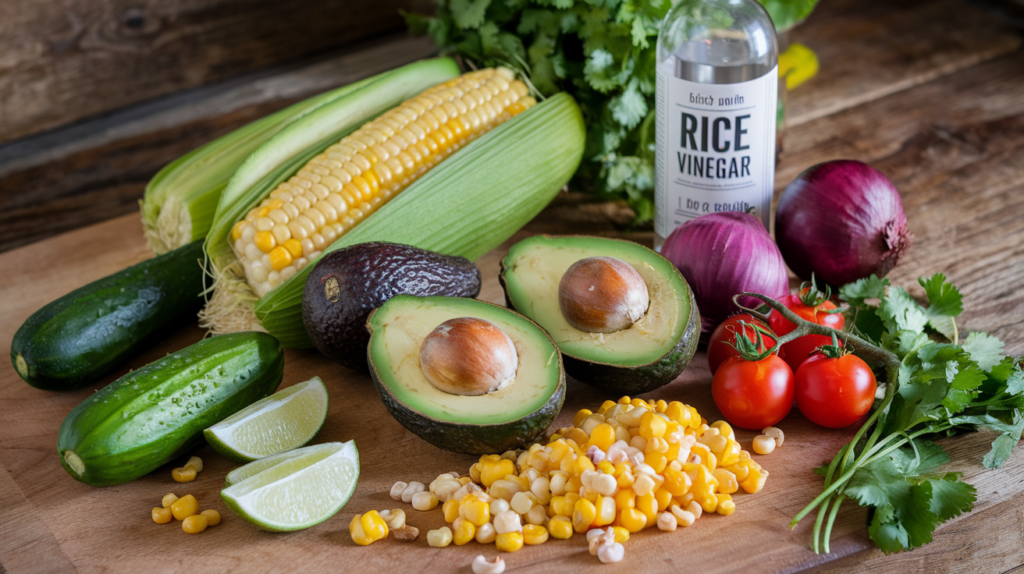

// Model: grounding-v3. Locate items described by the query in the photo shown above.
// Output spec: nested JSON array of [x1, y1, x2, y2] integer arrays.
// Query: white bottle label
[[655, 60, 778, 238]]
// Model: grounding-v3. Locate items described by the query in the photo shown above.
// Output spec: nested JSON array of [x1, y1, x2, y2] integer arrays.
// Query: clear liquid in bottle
[[654, 0, 779, 250]]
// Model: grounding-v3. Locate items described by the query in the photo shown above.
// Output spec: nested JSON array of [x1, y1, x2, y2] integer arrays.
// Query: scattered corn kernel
[[495, 532, 524, 552], [196, 509, 220, 527], [412, 491, 439, 511], [753, 435, 776, 455], [170, 494, 198, 521], [161, 493, 179, 508], [472, 555, 505, 574], [184, 456, 203, 473], [380, 508, 406, 529], [171, 466, 196, 482], [523, 524, 549, 545], [151, 507, 172, 524], [350, 511, 389, 546], [475, 522, 497, 544], [762, 426, 785, 447], [182, 514, 208, 534], [402, 481, 426, 503], [427, 526, 454, 547], [390, 481, 408, 501], [453, 517, 477, 545]]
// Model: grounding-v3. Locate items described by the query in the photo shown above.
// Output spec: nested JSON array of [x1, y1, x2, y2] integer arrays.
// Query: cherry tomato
[[795, 353, 877, 428], [707, 314, 779, 375], [712, 355, 794, 430], [769, 293, 845, 372]]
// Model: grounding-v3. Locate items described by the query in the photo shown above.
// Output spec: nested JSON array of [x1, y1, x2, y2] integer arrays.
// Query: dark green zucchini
[[11, 240, 206, 391], [58, 332, 284, 486]]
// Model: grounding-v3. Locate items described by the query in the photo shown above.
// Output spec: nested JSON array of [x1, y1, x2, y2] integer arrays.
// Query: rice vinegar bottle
[[654, 0, 779, 249]]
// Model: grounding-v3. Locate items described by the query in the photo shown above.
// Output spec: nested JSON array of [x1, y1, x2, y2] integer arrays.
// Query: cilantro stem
[[822, 494, 845, 554]]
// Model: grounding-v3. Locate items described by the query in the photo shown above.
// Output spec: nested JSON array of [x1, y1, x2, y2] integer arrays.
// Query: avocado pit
[[558, 256, 649, 334], [420, 317, 518, 396]]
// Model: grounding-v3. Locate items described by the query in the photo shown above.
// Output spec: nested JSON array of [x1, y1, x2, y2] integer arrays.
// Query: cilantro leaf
[[450, 0, 492, 29], [920, 274, 963, 318], [962, 332, 1006, 372], [879, 287, 929, 334], [840, 275, 889, 308], [926, 474, 976, 521], [983, 433, 1018, 469]]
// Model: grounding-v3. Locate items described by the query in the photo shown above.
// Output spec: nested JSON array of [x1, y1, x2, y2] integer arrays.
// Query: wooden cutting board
[[1, 207, 1022, 574]]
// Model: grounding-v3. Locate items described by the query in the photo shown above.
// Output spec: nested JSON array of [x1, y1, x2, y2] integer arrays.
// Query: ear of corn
[[140, 74, 380, 254], [205, 58, 462, 273], [231, 67, 534, 298], [256, 92, 585, 347]]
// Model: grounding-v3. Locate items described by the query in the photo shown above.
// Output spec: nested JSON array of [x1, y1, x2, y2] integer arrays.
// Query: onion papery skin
[[775, 160, 912, 286], [661, 212, 789, 338]]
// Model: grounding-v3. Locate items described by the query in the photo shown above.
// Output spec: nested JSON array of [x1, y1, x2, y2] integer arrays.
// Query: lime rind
[[221, 441, 359, 531], [205, 376, 329, 462]]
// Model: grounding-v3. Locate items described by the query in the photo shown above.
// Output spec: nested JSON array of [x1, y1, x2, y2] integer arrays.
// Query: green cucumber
[[58, 332, 284, 486], [11, 240, 206, 391], [256, 92, 587, 347]]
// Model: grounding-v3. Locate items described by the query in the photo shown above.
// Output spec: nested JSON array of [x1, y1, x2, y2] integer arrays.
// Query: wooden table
[[2, 0, 1024, 572]]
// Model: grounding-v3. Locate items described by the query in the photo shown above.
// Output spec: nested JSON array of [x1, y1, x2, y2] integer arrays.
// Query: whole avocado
[[302, 242, 481, 371]]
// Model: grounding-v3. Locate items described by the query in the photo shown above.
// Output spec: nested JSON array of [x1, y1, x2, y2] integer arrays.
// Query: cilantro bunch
[[406, 0, 818, 223], [741, 274, 1022, 554]]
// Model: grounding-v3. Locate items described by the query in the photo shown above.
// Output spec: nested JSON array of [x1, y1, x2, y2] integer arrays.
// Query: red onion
[[662, 212, 789, 337], [775, 160, 912, 286]]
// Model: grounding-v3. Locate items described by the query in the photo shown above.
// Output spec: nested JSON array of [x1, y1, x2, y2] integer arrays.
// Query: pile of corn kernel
[[351, 396, 769, 562], [151, 493, 222, 534]]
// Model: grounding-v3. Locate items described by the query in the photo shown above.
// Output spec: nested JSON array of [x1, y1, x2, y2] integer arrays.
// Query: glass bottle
[[654, 0, 779, 250]]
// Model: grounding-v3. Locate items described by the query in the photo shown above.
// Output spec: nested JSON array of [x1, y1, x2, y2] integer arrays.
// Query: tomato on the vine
[[795, 352, 876, 428], [769, 284, 845, 372], [707, 314, 779, 375], [712, 354, 794, 430]]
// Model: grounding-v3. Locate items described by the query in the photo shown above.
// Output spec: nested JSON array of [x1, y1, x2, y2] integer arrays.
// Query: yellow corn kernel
[[662, 467, 691, 497], [597, 400, 617, 415], [719, 439, 742, 466], [566, 428, 590, 446], [655, 488, 673, 512], [636, 493, 658, 526], [496, 532, 524, 552], [565, 475, 582, 494], [171, 466, 196, 482], [549, 516, 573, 539], [700, 492, 719, 514], [459, 495, 490, 527], [268, 246, 293, 271], [254, 230, 276, 253], [596, 460, 615, 475], [574, 409, 594, 427], [741, 467, 769, 494], [549, 495, 570, 517], [442, 498, 460, 523], [573, 456, 596, 477], [480, 459, 516, 487], [151, 507, 172, 524], [594, 495, 617, 527], [619, 507, 647, 533], [630, 398, 646, 409], [182, 514, 208, 534], [611, 526, 630, 543], [349, 511, 389, 546], [200, 509, 221, 526], [523, 524, 549, 545], [692, 444, 717, 472], [161, 493, 179, 508], [231, 221, 246, 241], [617, 470, 635, 489], [281, 238, 303, 259], [640, 412, 668, 439], [714, 469, 739, 494], [646, 450, 668, 473], [588, 423, 616, 451], [617, 396, 632, 405], [689, 406, 702, 429], [572, 498, 597, 533], [614, 488, 636, 512], [170, 494, 198, 521], [452, 518, 476, 545]]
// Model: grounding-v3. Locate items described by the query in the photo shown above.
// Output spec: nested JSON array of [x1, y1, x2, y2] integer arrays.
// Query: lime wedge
[[221, 441, 359, 531], [223, 447, 308, 487], [205, 376, 329, 462]]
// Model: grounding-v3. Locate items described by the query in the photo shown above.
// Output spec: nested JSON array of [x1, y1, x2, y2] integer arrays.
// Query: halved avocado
[[366, 295, 565, 454], [499, 235, 700, 395]]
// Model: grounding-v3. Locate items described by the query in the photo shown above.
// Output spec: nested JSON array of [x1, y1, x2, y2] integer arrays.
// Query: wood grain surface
[[2, 0, 1024, 571], [0, 0, 1019, 254], [0, 0, 432, 144]]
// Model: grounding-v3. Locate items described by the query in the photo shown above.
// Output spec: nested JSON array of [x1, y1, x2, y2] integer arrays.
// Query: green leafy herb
[[405, 0, 819, 221], [748, 273, 1020, 554]]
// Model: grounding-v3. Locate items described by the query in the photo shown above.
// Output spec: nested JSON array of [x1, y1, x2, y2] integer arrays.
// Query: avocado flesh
[[368, 296, 562, 427], [501, 236, 689, 367]]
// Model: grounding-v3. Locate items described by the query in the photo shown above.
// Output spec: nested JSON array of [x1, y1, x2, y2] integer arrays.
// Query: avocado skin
[[302, 242, 481, 371], [499, 257, 701, 395], [369, 349, 566, 455]]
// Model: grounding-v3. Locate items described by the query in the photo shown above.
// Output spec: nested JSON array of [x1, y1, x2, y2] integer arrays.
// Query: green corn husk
[[199, 58, 462, 335], [256, 92, 586, 347], [140, 75, 379, 254]]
